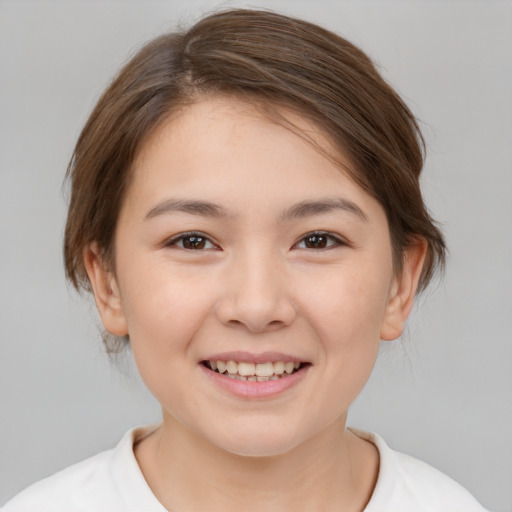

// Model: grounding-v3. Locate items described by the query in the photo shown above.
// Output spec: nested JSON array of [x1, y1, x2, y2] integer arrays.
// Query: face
[[88, 97, 419, 457]]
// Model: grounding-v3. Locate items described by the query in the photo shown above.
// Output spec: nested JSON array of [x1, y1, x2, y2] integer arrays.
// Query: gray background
[[1, 1, 511, 510]]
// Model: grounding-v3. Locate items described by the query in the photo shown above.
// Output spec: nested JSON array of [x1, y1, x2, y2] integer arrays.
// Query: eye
[[294, 232, 345, 250], [164, 232, 218, 251]]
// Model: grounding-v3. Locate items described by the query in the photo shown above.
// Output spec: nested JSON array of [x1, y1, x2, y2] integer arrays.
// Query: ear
[[380, 240, 428, 341], [83, 243, 128, 337]]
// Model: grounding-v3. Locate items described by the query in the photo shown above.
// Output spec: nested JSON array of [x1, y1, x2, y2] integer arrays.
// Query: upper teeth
[[210, 360, 300, 377]]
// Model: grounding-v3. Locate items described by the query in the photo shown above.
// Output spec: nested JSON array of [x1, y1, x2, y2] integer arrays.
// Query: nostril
[[215, 286, 296, 332], [224, 318, 285, 333]]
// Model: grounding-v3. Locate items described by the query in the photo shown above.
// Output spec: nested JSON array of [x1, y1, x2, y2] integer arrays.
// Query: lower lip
[[199, 364, 310, 399]]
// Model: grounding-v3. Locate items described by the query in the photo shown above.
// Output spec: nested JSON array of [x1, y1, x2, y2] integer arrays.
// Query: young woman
[[2, 9, 488, 512]]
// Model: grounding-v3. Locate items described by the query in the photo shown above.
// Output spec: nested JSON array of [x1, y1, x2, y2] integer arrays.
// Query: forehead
[[125, 96, 380, 223], [134, 96, 349, 182]]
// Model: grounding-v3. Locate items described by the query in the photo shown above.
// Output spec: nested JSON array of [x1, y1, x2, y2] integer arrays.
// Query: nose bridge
[[217, 242, 295, 331], [239, 245, 281, 300]]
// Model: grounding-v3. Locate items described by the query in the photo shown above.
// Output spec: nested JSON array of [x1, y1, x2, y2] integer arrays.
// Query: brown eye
[[182, 236, 207, 249], [304, 234, 328, 248], [166, 233, 216, 250], [295, 232, 343, 250]]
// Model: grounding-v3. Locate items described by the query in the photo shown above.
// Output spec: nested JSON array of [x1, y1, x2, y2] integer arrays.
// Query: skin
[[85, 97, 426, 511]]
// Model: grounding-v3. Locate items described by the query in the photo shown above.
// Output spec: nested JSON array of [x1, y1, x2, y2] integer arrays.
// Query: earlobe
[[83, 243, 128, 337], [380, 240, 428, 341]]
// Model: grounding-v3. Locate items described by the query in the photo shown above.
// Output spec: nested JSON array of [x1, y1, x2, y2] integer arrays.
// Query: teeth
[[273, 361, 285, 375], [255, 362, 274, 377], [207, 359, 303, 379], [238, 362, 256, 376]]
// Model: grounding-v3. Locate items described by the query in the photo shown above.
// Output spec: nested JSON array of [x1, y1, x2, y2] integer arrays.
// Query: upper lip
[[202, 351, 308, 364]]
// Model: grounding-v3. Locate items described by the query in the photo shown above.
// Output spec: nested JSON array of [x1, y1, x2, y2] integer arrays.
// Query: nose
[[215, 249, 296, 333]]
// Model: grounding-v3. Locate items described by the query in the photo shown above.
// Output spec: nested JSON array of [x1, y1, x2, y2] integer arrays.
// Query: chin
[[208, 422, 304, 458]]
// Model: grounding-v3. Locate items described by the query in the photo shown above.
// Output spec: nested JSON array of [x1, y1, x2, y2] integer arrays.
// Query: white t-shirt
[[2, 425, 488, 511]]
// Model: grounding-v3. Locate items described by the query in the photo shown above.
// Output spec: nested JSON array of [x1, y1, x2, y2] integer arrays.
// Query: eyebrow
[[280, 197, 368, 222], [144, 199, 231, 220], [144, 196, 367, 222]]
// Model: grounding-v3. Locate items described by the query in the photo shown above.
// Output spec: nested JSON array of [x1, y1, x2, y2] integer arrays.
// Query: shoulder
[[2, 449, 115, 511], [1, 425, 165, 512], [350, 429, 489, 512]]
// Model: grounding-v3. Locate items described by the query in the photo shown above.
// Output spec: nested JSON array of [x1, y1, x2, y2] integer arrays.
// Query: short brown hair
[[64, 8, 445, 303]]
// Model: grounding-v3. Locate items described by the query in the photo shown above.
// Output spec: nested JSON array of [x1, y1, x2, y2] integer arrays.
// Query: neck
[[135, 412, 378, 512]]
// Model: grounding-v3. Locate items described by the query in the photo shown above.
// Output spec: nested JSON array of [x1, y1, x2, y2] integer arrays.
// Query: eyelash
[[164, 231, 346, 251], [163, 231, 218, 251], [293, 231, 347, 250]]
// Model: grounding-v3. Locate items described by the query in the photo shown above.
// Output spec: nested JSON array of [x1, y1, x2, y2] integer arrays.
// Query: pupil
[[184, 236, 205, 249], [307, 235, 327, 248]]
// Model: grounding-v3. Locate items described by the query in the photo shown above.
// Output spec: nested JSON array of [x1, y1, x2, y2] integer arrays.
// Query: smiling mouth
[[202, 360, 308, 381]]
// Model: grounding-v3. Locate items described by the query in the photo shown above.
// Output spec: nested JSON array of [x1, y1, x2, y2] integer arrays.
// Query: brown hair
[[64, 8, 446, 334]]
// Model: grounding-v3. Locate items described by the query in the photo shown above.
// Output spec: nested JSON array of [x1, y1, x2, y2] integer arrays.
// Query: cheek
[[120, 266, 220, 423], [117, 260, 217, 371], [293, 261, 391, 409], [296, 261, 391, 345]]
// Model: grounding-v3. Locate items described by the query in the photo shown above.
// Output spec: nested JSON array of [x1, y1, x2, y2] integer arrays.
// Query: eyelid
[[292, 231, 348, 250], [162, 231, 220, 250], [162, 230, 347, 251]]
